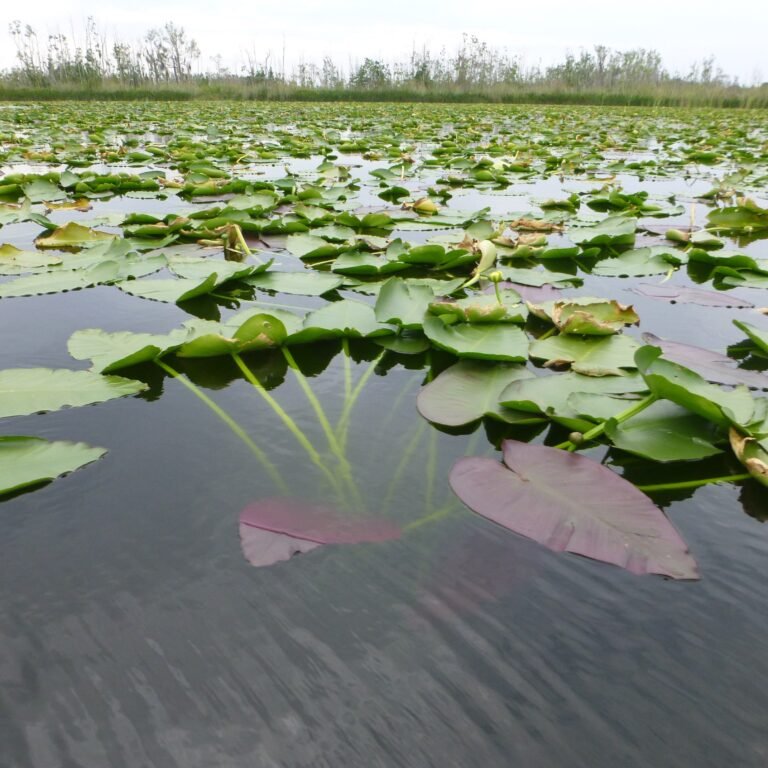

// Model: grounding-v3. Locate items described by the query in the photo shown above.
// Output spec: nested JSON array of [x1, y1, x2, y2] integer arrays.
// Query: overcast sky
[[1, 0, 766, 83]]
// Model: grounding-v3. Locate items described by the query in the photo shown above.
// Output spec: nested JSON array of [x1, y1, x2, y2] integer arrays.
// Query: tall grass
[[1, 79, 766, 108]]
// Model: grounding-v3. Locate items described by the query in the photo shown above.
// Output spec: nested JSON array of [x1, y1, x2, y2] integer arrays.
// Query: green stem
[[231, 352, 345, 497], [538, 326, 558, 341], [383, 419, 427, 512], [342, 338, 352, 406], [335, 351, 383, 452], [280, 347, 361, 504], [424, 429, 438, 515], [638, 474, 751, 493], [155, 359, 289, 494], [556, 394, 658, 451], [403, 502, 455, 533]]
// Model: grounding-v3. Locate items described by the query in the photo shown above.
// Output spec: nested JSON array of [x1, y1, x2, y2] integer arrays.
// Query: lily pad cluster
[[2, 100, 768, 580]]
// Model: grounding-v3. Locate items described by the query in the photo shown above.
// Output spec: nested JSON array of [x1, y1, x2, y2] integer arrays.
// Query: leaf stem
[[281, 346, 362, 505], [556, 394, 657, 451], [154, 359, 288, 494], [231, 352, 345, 496], [637, 474, 751, 492]]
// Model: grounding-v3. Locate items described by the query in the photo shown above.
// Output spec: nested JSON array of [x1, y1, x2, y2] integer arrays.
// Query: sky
[[1, 0, 766, 83]]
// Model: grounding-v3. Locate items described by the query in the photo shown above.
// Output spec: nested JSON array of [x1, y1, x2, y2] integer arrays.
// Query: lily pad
[[239, 498, 401, 567], [636, 345, 755, 429], [246, 270, 344, 296], [632, 283, 753, 308], [643, 332, 768, 389], [417, 361, 539, 426], [0, 436, 106, 496], [423, 315, 529, 362], [529, 334, 640, 375], [449, 439, 698, 579], [0, 368, 147, 418], [604, 401, 722, 462], [35, 222, 118, 249], [68, 328, 189, 373]]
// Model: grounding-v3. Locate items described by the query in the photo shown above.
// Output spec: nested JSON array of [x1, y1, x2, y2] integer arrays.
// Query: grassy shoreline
[[1, 83, 766, 108]]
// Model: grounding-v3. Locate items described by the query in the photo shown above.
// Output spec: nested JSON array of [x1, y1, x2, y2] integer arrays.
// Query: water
[[2, 104, 768, 767]]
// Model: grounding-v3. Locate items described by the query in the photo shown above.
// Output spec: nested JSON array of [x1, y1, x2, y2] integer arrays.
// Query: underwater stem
[[155, 359, 289, 494]]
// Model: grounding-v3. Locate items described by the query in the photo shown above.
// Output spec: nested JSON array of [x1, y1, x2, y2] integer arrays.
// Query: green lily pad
[[0, 368, 147, 418], [246, 270, 344, 296], [568, 216, 637, 247], [417, 360, 539, 426], [35, 222, 118, 249], [374, 278, 436, 329], [605, 401, 722, 462], [0, 436, 107, 496], [68, 328, 189, 373], [423, 314, 529, 362], [635, 345, 755, 429], [529, 334, 640, 375]]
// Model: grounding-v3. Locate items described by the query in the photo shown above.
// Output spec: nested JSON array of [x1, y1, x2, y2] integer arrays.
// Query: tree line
[[3, 19, 765, 106]]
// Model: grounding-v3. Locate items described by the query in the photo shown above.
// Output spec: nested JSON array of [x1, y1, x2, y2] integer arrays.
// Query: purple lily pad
[[239, 498, 401, 567], [643, 332, 768, 389], [449, 440, 699, 579], [633, 283, 753, 308]]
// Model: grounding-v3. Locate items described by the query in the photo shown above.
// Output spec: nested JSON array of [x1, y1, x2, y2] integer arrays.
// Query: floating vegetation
[[2, 101, 768, 580]]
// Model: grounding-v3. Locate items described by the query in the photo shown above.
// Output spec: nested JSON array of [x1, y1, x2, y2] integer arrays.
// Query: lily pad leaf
[[177, 312, 289, 357], [707, 200, 768, 232], [116, 274, 219, 304], [529, 297, 639, 335], [0, 436, 106, 496], [285, 233, 346, 259], [423, 315, 529, 362], [529, 334, 640, 375], [0, 368, 147, 418], [568, 216, 637, 247], [168, 257, 262, 282], [732, 320, 768, 357], [417, 361, 539, 427], [35, 222, 118, 249], [0, 244, 62, 274], [428, 291, 526, 325], [288, 300, 392, 344], [0, 261, 120, 298], [497, 265, 581, 287], [375, 278, 436, 329], [239, 498, 400, 567], [592, 247, 679, 277], [642, 332, 768, 389], [68, 328, 189, 373], [331, 252, 408, 276], [500, 371, 647, 430], [635, 345, 755, 429], [449, 440, 698, 579], [246, 270, 344, 296], [633, 283, 753, 308], [604, 401, 722, 462]]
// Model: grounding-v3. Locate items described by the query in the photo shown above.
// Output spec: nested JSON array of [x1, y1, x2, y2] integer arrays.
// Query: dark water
[[3, 182, 768, 766]]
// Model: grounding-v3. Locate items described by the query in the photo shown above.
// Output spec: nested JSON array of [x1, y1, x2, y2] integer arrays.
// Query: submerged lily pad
[[239, 498, 401, 567], [450, 440, 698, 579]]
